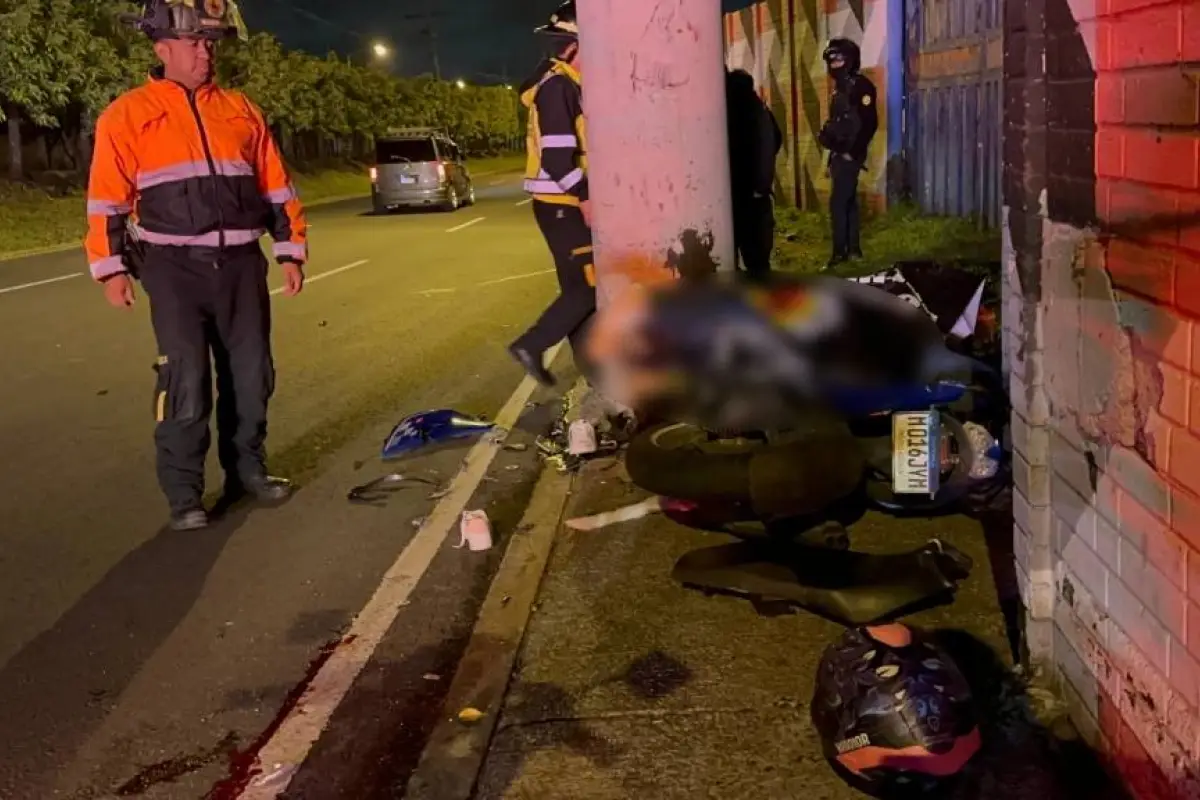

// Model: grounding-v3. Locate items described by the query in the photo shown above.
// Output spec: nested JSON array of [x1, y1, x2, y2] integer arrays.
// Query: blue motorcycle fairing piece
[[382, 409, 495, 460], [823, 381, 970, 419]]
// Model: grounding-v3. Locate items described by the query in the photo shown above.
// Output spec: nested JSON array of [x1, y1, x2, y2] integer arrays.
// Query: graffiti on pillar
[[1006, 0, 1200, 793], [665, 228, 719, 280]]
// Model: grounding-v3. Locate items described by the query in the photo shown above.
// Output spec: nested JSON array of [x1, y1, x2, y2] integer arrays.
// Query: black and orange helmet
[[123, 0, 247, 41], [811, 624, 981, 796]]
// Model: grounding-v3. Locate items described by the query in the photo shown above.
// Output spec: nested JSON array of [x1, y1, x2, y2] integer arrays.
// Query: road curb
[[402, 460, 575, 800]]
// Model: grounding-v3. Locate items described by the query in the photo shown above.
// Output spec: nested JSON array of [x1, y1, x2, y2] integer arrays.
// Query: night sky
[[241, 0, 559, 84]]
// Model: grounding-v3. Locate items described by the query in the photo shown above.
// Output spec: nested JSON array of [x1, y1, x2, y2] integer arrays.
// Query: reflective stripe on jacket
[[85, 79, 307, 281], [522, 60, 588, 207]]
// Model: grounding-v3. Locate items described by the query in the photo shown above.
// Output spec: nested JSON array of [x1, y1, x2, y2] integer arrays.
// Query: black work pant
[[829, 156, 864, 257], [733, 193, 775, 279], [138, 245, 275, 512], [515, 200, 597, 371]]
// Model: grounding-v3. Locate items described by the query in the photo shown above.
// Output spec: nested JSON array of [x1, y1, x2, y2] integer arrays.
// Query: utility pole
[[579, 0, 734, 309], [400, 5, 442, 80]]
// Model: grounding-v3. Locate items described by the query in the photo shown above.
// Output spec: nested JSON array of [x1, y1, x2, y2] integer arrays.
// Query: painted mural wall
[[723, 0, 891, 209], [1004, 0, 1200, 794]]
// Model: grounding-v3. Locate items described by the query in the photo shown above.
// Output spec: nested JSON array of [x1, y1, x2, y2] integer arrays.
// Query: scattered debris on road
[[346, 473, 436, 504], [457, 510, 493, 551], [457, 707, 485, 725]]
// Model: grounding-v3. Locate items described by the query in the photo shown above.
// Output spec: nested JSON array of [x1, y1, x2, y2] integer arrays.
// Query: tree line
[[0, 0, 522, 181]]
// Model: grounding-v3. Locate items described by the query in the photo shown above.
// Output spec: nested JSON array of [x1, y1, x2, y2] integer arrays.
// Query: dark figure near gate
[[726, 69, 783, 281], [818, 38, 878, 269]]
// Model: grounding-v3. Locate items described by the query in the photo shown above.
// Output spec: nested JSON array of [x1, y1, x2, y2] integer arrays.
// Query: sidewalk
[[407, 453, 1127, 800]]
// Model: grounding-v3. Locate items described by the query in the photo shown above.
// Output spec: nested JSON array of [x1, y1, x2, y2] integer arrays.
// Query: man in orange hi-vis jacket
[[86, 0, 306, 531]]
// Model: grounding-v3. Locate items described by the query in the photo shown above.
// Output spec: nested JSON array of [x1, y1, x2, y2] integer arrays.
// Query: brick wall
[[1005, 0, 1200, 794]]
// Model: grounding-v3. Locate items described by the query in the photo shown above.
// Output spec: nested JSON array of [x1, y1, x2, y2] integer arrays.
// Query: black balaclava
[[822, 38, 861, 86]]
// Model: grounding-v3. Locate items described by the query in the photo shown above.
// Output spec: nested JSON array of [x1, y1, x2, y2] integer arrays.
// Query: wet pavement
[[417, 454, 1129, 800]]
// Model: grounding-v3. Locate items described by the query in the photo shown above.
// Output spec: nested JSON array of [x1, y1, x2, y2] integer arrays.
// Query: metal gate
[[903, 0, 1003, 226]]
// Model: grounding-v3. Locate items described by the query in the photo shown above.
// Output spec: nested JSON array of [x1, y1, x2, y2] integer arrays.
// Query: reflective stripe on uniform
[[541, 134, 578, 149], [558, 168, 584, 191], [86, 200, 133, 216], [132, 225, 265, 247], [89, 255, 127, 281], [136, 158, 255, 189]]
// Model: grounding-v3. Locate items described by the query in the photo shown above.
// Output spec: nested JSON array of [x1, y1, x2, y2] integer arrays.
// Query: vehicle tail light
[[369, 166, 378, 182], [437, 162, 447, 182]]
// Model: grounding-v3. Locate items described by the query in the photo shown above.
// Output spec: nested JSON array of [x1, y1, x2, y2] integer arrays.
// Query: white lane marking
[[488, 178, 508, 186], [515, 198, 532, 207], [478, 268, 555, 288], [0, 272, 84, 296], [445, 217, 486, 233], [232, 340, 566, 800], [416, 287, 457, 296], [269, 259, 368, 296]]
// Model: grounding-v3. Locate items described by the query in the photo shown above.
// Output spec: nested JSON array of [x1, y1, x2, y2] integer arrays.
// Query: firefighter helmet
[[535, 1, 579, 38], [122, 0, 248, 41]]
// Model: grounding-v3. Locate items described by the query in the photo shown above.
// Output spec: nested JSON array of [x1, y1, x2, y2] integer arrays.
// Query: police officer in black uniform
[[726, 68, 783, 281], [818, 38, 877, 268]]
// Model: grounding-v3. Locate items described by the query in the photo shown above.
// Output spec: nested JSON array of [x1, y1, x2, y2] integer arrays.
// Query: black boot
[[229, 474, 294, 503], [508, 344, 556, 387]]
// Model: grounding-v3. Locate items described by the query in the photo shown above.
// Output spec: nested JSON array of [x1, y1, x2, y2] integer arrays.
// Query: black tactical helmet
[[122, 0, 246, 41], [535, 1, 579, 38], [822, 38, 861, 73]]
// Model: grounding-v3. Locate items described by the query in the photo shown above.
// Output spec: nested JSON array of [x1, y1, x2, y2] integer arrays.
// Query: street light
[[372, 42, 390, 59], [455, 78, 467, 90]]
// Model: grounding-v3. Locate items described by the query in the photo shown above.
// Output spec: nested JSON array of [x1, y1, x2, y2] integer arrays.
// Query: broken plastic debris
[[458, 707, 485, 724], [566, 496, 666, 531], [567, 419, 598, 455], [347, 473, 436, 503], [381, 409, 495, 460], [504, 442, 528, 452], [456, 510, 493, 551], [411, 517, 426, 529], [249, 763, 298, 788]]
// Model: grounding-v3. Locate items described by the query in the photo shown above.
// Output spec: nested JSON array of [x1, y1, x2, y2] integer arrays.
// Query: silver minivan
[[369, 129, 476, 213]]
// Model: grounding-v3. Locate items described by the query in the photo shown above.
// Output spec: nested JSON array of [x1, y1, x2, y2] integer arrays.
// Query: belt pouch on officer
[[139, 244, 275, 513]]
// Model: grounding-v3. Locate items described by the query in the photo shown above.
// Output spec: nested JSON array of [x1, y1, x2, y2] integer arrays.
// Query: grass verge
[[0, 154, 526, 260], [774, 202, 1001, 277]]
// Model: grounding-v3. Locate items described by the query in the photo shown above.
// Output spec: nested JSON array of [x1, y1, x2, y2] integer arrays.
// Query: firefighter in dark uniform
[[86, 0, 304, 531], [818, 38, 877, 268], [508, 0, 594, 387]]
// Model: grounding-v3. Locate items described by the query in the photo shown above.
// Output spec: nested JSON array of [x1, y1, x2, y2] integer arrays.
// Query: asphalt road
[[0, 176, 569, 798]]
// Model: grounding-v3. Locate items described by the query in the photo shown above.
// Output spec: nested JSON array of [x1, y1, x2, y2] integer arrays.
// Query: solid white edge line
[[477, 269, 555, 288], [0, 272, 83, 295], [269, 259, 369, 296], [445, 217, 486, 233], [232, 339, 566, 800], [515, 198, 532, 207]]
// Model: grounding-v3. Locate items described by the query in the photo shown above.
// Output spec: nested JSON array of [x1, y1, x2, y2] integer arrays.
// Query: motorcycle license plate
[[892, 411, 941, 496]]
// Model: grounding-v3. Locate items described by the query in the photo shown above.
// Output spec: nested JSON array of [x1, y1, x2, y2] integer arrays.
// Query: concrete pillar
[[577, 0, 735, 309]]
